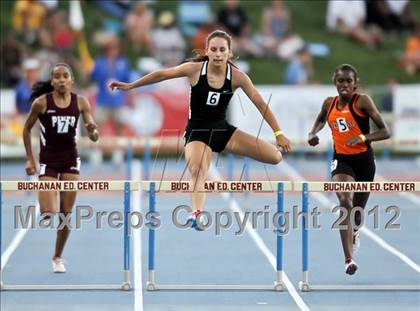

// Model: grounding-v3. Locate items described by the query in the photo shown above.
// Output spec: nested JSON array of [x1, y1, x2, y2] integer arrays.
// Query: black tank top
[[189, 61, 233, 121], [38, 92, 80, 162]]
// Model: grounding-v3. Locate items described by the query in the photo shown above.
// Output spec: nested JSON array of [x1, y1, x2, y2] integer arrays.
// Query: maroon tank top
[[38, 92, 80, 164]]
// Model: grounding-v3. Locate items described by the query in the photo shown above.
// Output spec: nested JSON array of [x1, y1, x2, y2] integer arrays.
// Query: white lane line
[[361, 228, 420, 273], [210, 165, 311, 311], [376, 174, 420, 207], [1, 203, 39, 269], [277, 161, 420, 274], [132, 160, 144, 311]]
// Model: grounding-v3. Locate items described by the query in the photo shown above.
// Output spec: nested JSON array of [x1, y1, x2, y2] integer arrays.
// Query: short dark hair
[[332, 64, 359, 83]]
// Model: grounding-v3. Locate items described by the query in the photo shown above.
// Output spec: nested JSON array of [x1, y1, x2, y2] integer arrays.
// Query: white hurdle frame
[[143, 180, 292, 291], [0, 180, 138, 291], [296, 181, 420, 291]]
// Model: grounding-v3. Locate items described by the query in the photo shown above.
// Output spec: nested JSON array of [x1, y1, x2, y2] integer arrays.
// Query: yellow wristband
[[274, 130, 283, 137], [359, 134, 367, 142]]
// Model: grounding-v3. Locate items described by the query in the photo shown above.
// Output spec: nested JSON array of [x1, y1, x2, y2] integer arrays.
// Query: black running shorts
[[184, 119, 237, 153], [331, 148, 376, 181]]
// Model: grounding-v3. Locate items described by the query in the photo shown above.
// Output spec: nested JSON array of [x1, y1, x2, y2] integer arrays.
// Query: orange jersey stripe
[[328, 95, 368, 155]]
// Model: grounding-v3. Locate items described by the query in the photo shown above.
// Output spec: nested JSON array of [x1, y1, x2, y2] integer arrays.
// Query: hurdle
[[297, 181, 420, 291], [0, 180, 136, 291], [144, 180, 291, 291]]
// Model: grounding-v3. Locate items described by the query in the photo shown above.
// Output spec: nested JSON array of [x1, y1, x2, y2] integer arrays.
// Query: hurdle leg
[[146, 182, 156, 291], [298, 182, 310, 292], [227, 154, 234, 180], [143, 137, 152, 180], [274, 182, 284, 291], [0, 183, 3, 290], [122, 181, 131, 291]]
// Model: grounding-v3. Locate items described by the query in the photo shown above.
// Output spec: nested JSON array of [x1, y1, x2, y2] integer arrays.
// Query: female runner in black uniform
[[110, 30, 291, 229]]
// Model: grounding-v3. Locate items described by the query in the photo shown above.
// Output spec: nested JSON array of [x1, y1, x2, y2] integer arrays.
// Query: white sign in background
[[393, 84, 420, 142]]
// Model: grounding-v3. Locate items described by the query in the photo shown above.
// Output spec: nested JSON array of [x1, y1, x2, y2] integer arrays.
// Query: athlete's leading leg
[[225, 129, 282, 164], [38, 176, 58, 216], [53, 173, 79, 260], [333, 173, 358, 274]]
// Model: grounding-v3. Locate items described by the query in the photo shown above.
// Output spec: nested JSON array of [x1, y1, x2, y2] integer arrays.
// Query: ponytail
[[185, 49, 238, 68], [185, 49, 209, 63], [29, 81, 53, 104]]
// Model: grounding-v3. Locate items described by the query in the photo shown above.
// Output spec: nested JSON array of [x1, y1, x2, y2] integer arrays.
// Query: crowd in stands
[[2, 0, 419, 120]]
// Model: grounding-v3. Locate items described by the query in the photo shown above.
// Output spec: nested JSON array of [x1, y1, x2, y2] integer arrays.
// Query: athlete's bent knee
[[266, 151, 282, 165], [338, 196, 352, 209], [189, 165, 208, 180]]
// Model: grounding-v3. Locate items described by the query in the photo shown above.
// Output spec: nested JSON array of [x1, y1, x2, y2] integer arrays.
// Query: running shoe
[[52, 257, 66, 273], [187, 210, 204, 231], [345, 259, 358, 275]]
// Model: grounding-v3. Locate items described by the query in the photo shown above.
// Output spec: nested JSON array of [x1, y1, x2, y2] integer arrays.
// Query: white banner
[[393, 84, 420, 116], [393, 84, 420, 141]]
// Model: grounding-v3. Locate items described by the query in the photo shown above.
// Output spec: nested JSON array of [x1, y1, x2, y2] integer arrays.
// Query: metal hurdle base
[[0, 270, 131, 291], [0, 283, 131, 291], [146, 270, 284, 291], [298, 281, 420, 292], [146, 283, 283, 291]]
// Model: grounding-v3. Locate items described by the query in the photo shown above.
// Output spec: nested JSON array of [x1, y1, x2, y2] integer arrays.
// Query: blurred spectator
[[382, 78, 397, 112], [192, 16, 219, 50], [38, 0, 58, 12], [125, 1, 154, 52], [326, 0, 383, 48], [0, 30, 23, 87], [385, 0, 418, 32], [151, 11, 186, 67], [33, 48, 61, 80], [260, 0, 305, 60], [217, 0, 262, 57], [261, 0, 290, 55], [365, 0, 395, 32], [284, 46, 313, 85], [366, 0, 418, 33], [217, 0, 248, 37], [39, 10, 74, 52], [93, 0, 131, 19], [177, 0, 212, 37], [89, 34, 131, 164], [13, 0, 48, 46], [15, 58, 41, 114], [90, 35, 131, 134], [135, 57, 162, 89], [399, 26, 420, 75]]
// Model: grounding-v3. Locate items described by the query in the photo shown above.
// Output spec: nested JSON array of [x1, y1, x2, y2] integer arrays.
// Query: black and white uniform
[[184, 61, 237, 152]]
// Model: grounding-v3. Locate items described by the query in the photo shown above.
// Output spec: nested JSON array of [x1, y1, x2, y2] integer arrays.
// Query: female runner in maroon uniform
[[23, 63, 99, 272]]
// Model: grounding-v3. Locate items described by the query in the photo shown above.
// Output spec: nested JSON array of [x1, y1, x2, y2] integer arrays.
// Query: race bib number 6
[[206, 92, 220, 106]]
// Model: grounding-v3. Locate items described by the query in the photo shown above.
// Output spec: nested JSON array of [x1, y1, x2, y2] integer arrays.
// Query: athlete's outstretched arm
[[308, 98, 332, 146], [109, 62, 197, 91], [22, 97, 46, 175], [346, 95, 391, 146], [78, 95, 99, 142], [236, 71, 291, 152]]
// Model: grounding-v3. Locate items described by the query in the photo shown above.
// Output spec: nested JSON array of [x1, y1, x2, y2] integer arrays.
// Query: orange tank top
[[327, 94, 370, 155]]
